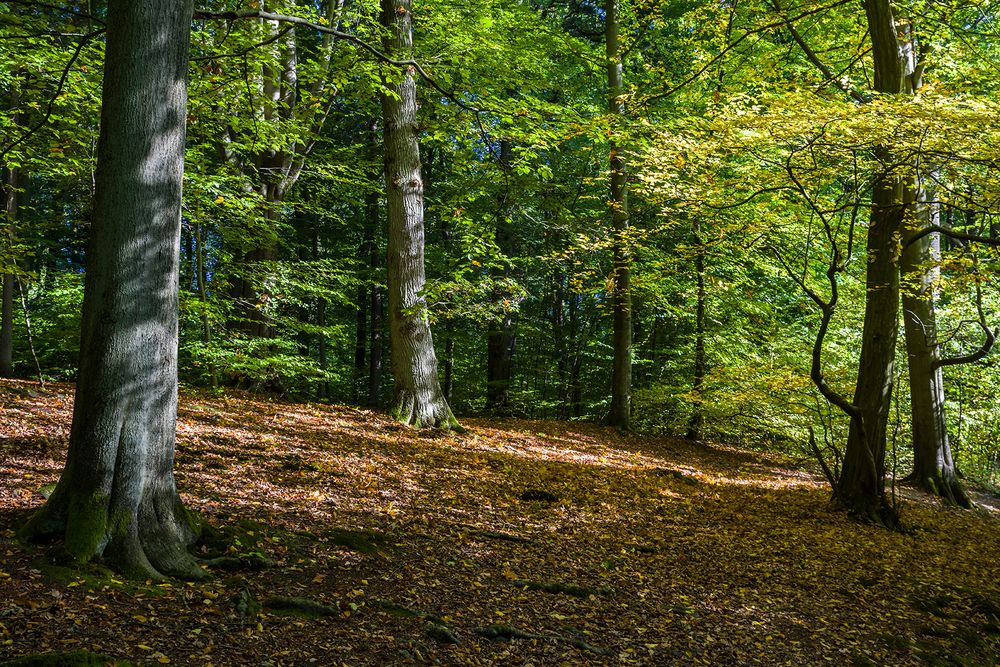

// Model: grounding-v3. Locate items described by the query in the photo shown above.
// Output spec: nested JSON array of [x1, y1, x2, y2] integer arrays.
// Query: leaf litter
[[1, 379, 999, 665]]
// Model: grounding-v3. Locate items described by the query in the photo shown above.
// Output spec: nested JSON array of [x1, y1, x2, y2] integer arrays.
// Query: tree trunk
[[1, 164, 15, 378], [901, 194, 971, 506], [0, 271, 11, 378], [19, 0, 203, 580], [380, 0, 458, 429], [368, 263, 383, 408], [606, 0, 632, 429], [486, 140, 517, 412], [569, 293, 584, 419], [353, 269, 368, 403], [194, 219, 217, 389], [1, 82, 20, 379], [687, 220, 707, 439], [834, 0, 913, 526]]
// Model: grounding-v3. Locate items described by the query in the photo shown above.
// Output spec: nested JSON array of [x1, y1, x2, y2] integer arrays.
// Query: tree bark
[[901, 191, 971, 506], [380, 0, 458, 429], [364, 117, 383, 406], [19, 0, 203, 580], [194, 219, 217, 389], [687, 220, 707, 439], [486, 140, 517, 412], [1, 82, 20, 379], [836, 0, 910, 526], [606, 0, 632, 429], [1, 164, 15, 378]]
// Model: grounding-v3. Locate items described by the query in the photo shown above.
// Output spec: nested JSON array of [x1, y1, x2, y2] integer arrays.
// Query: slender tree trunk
[[380, 0, 458, 429], [606, 0, 632, 429], [19, 0, 203, 579], [1, 82, 20, 379], [687, 220, 707, 439], [353, 269, 368, 403], [1, 164, 16, 378], [444, 325, 455, 403], [569, 293, 584, 418], [311, 226, 329, 400], [194, 219, 217, 389], [486, 140, 517, 411], [552, 272, 568, 420], [367, 118, 384, 407]]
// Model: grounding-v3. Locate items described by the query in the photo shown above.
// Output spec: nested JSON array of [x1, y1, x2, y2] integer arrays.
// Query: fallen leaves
[[0, 379, 998, 665]]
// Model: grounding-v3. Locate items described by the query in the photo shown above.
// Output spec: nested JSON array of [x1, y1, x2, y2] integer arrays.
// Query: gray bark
[[380, 0, 458, 429], [901, 190, 971, 506], [19, 0, 203, 579], [606, 0, 632, 429]]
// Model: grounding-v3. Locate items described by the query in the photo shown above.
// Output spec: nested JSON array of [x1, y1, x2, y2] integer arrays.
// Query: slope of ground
[[1, 379, 999, 666]]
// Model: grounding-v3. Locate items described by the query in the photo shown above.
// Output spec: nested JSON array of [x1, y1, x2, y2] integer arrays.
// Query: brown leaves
[[1, 380, 1000, 664]]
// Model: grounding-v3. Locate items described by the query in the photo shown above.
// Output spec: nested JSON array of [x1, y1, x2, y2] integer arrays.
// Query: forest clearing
[[2, 379, 999, 666]]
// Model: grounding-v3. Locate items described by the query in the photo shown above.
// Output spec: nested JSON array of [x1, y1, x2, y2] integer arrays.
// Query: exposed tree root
[[510, 579, 611, 599], [474, 624, 610, 656], [903, 472, 975, 509], [263, 596, 338, 617]]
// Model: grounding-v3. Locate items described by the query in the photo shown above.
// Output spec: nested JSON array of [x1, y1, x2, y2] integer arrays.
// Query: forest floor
[[1, 380, 1000, 666]]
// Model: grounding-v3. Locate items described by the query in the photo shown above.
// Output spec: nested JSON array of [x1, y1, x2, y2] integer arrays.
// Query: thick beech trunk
[[836, 0, 909, 526], [380, 0, 458, 429], [19, 0, 203, 579], [606, 0, 632, 429]]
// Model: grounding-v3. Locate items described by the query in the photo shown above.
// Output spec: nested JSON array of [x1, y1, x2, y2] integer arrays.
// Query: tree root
[[510, 579, 611, 599], [263, 596, 338, 617], [200, 554, 275, 572], [474, 624, 610, 656]]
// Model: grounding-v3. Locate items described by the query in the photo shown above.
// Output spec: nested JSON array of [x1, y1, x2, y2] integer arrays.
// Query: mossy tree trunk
[[380, 0, 458, 429], [19, 0, 204, 580]]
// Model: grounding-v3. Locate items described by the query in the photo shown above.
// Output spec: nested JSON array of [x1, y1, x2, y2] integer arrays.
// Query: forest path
[[1, 379, 999, 666]]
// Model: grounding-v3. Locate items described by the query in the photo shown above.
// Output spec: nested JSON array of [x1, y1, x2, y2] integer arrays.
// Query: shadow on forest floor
[[2, 379, 1000, 666]]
